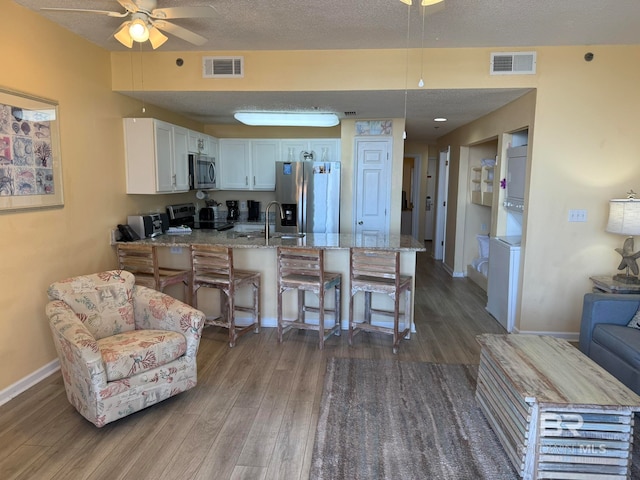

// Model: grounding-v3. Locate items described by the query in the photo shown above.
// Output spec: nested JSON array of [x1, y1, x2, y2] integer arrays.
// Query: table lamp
[[606, 191, 640, 284]]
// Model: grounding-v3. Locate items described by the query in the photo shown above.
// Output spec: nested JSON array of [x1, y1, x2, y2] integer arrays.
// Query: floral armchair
[[46, 270, 205, 427]]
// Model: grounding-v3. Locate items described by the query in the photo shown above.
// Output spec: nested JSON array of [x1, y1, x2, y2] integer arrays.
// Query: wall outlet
[[240, 201, 247, 210], [480, 223, 488, 232], [568, 209, 587, 222], [170, 247, 183, 254]]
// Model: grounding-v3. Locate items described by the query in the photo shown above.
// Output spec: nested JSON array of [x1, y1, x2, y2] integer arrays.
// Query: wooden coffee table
[[476, 334, 640, 480]]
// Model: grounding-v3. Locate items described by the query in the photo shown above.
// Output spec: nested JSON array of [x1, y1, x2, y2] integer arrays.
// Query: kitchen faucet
[[265, 201, 284, 244]]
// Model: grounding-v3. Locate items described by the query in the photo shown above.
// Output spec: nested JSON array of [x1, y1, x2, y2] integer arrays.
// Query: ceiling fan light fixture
[[421, 0, 444, 5], [234, 112, 340, 127], [148, 26, 168, 49], [400, 0, 412, 4], [114, 22, 134, 48], [129, 16, 150, 43]]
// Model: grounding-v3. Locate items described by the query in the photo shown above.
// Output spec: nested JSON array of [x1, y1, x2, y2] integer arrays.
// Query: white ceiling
[[13, 0, 640, 142]]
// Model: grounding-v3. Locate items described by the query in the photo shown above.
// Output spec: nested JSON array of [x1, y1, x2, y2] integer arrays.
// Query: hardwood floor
[[0, 252, 506, 480]]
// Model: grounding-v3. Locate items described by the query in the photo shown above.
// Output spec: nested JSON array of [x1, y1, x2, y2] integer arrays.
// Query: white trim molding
[[0, 359, 60, 407]]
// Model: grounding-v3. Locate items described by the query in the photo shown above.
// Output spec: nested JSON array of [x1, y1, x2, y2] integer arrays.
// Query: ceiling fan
[[41, 0, 216, 49]]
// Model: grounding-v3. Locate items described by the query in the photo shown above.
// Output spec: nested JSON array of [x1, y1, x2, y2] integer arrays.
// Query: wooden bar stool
[[117, 243, 192, 305], [348, 248, 412, 354], [191, 245, 260, 347], [277, 247, 341, 350]]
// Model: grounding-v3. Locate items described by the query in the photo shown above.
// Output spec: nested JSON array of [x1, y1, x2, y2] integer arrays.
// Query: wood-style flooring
[[0, 252, 506, 480]]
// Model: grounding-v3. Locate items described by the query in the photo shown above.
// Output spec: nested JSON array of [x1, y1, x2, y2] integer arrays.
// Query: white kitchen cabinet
[[281, 139, 340, 162], [188, 130, 207, 154], [219, 139, 251, 189], [218, 138, 279, 190], [206, 135, 218, 160], [251, 139, 279, 190], [124, 118, 190, 194]]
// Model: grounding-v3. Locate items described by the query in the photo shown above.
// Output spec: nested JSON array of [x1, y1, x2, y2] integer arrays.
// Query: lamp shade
[[606, 199, 640, 235]]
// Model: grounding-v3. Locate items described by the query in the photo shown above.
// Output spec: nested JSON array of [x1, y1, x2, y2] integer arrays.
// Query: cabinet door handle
[[245, 176, 248, 186], [253, 176, 256, 186]]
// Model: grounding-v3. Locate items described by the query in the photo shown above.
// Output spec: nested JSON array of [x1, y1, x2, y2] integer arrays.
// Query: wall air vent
[[344, 111, 357, 116], [202, 56, 244, 78], [490, 52, 536, 75]]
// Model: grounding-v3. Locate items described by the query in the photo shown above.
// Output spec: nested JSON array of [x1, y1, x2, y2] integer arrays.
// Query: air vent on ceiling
[[344, 111, 357, 116], [490, 52, 536, 75], [203, 56, 244, 78]]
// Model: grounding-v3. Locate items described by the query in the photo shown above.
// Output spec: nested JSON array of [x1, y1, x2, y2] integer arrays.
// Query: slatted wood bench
[[476, 334, 640, 480]]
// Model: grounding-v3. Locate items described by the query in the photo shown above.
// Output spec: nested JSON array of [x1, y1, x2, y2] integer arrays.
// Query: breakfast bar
[[124, 230, 425, 331]]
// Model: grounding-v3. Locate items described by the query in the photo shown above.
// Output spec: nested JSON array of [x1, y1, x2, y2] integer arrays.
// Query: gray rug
[[311, 358, 518, 479]]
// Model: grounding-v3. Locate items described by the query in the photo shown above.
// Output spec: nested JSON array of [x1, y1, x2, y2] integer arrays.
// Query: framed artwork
[[355, 120, 393, 136], [0, 88, 63, 211]]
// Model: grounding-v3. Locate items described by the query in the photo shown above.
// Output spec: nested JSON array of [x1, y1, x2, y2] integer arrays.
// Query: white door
[[434, 147, 450, 260], [354, 139, 392, 235], [424, 157, 437, 240]]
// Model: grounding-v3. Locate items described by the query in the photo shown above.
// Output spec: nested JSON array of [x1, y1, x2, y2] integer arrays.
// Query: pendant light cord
[[403, 3, 411, 138], [419, 5, 425, 87]]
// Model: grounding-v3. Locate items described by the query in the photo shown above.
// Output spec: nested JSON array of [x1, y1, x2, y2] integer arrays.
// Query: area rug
[[311, 358, 518, 479]]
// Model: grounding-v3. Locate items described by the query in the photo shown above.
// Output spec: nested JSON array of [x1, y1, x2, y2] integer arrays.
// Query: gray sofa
[[579, 293, 640, 395]]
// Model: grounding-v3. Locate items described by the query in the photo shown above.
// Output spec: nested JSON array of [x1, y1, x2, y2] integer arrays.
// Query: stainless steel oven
[[189, 154, 217, 190]]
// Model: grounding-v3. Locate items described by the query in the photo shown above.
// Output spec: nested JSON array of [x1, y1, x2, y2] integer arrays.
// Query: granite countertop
[[130, 230, 425, 251]]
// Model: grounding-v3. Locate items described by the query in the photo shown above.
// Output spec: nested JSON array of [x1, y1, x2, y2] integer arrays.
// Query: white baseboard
[[0, 359, 60, 407]]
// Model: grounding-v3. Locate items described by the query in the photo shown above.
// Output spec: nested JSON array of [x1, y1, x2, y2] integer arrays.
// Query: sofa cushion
[[47, 270, 135, 340], [592, 324, 640, 368], [97, 329, 187, 382]]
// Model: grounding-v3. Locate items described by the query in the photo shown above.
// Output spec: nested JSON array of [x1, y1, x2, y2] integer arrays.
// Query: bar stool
[[191, 245, 260, 347], [277, 247, 341, 350], [117, 243, 192, 305], [348, 248, 412, 354]]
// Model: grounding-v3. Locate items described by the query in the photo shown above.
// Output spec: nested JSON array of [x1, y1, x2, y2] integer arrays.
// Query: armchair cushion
[[97, 329, 186, 381], [47, 270, 135, 340]]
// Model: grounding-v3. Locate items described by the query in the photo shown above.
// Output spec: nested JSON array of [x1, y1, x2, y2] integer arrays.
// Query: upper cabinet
[[218, 139, 280, 190], [188, 130, 218, 157], [218, 139, 251, 189], [124, 118, 190, 194], [281, 139, 340, 163]]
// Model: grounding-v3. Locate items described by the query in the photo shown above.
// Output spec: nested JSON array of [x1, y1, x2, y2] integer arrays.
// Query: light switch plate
[[568, 209, 587, 222]]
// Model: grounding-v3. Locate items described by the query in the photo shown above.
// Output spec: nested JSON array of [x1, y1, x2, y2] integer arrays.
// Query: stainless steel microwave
[[189, 154, 217, 190]]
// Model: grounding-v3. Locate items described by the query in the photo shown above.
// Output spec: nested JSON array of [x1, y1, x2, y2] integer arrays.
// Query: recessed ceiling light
[[434, 117, 447, 122]]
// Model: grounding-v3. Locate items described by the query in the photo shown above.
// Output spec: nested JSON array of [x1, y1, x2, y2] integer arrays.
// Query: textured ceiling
[[13, 0, 640, 141]]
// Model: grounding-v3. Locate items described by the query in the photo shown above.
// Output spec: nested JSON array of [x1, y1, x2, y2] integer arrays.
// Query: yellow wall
[[0, 0, 202, 391], [4, 0, 640, 394]]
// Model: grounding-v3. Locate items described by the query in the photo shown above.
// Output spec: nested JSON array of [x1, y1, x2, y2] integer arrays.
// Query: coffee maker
[[247, 200, 260, 221], [226, 200, 240, 222]]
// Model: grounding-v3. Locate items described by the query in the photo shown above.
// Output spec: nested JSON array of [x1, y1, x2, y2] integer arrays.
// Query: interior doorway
[[434, 147, 450, 260], [401, 154, 421, 239]]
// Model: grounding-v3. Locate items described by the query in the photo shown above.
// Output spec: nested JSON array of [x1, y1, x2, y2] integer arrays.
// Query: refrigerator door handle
[[299, 176, 306, 233]]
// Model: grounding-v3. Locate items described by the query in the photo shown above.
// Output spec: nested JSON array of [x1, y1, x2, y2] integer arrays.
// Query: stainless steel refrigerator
[[275, 161, 340, 234]]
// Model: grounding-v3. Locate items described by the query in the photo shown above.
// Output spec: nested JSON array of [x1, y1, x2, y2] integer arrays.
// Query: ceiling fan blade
[[40, 7, 128, 18], [117, 0, 140, 14], [150, 6, 216, 20], [152, 20, 208, 46], [113, 21, 133, 48]]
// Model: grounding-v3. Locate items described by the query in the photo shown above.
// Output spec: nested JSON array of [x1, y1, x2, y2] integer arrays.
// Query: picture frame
[[0, 87, 63, 211]]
